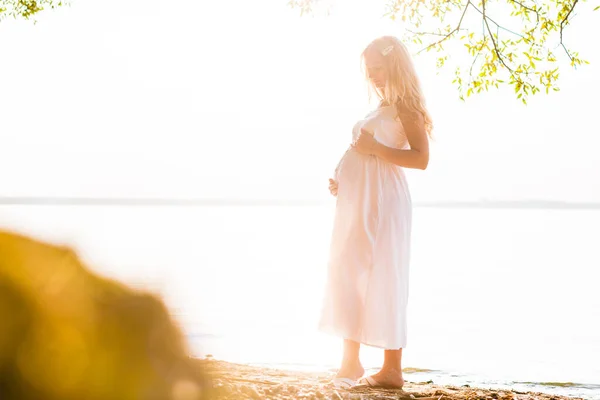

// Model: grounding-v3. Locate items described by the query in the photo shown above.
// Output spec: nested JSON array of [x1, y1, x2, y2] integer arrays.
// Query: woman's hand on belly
[[328, 178, 338, 197], [352, 128, 378, 156]]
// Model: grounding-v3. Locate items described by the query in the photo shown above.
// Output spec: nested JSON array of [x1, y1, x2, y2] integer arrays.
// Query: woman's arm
[[374, 112, 429, 170], [353, 112, 429, 170]]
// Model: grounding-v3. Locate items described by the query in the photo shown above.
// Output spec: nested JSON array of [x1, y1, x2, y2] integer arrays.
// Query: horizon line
[[0, 197, 599, 209]]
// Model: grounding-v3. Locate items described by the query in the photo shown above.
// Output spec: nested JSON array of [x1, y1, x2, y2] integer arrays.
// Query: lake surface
[[1, 204, 599, 399]]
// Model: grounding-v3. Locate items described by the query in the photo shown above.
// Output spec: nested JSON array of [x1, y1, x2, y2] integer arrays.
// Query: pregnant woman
[[319, 35, 433, 390]]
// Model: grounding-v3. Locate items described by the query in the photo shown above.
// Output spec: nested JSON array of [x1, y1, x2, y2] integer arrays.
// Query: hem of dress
[[318, 324, 406, 351]]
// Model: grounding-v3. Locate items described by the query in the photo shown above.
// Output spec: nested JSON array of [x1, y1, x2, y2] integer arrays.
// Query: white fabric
[[319, 105, 412, 350]]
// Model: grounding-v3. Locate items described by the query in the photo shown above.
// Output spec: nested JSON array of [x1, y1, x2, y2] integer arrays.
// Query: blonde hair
[[362, 36, 433, 137]]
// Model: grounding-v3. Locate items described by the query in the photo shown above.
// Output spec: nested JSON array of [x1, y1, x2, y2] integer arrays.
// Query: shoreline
[[2, 197, 599, 210], [200, 359, 585, 399]]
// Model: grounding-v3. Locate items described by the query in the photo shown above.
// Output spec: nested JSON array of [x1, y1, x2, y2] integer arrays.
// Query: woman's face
[[364, 49, 387, 90]]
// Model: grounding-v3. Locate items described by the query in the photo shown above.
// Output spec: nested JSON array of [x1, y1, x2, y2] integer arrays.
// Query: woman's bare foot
[[360, 367, 404, 389], [335, 361, 365, 381]]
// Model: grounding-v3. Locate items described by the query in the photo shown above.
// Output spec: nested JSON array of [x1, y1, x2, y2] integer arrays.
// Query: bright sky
[[1, 0, 598, 202]]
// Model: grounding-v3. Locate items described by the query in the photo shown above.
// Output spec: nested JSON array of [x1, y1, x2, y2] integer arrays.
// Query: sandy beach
[[200, 359, 583, 400]]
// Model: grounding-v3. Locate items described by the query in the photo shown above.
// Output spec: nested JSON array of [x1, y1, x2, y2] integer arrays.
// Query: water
[[1, 204, 599, 399]]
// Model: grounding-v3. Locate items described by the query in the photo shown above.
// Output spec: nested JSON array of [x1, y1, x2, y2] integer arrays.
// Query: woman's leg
[[336, 339, 365, 380], [361, 349, 404, 388]]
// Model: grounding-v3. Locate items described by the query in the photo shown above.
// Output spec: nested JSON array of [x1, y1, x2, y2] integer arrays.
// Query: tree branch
[[508, 0, 541, 31], [508, 0, 538, 14], [481, 0, 520, 83], [469, 3, 533, 44], [416, 0, 471, 54], [559, 0, 579, 61], [469, 47, 483, 78], [467, 16, 487, 79], [406, 28, 467, 37]]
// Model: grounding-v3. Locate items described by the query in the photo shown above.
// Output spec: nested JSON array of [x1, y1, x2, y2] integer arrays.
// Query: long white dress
[[318, 105, 412, 350]]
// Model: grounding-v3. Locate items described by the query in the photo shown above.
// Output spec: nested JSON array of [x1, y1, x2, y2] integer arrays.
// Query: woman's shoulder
[[395, 106, 424, 129]]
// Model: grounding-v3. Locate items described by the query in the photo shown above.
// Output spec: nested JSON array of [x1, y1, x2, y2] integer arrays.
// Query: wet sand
[[200, 359, 582, 399]]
